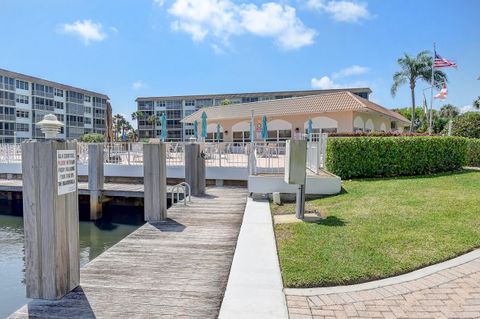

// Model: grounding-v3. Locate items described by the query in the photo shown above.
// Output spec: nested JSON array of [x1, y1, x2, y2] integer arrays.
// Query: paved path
[[286, 251, 480, 319], [9, 187, 248, 318], [219, 197, 288, 318]]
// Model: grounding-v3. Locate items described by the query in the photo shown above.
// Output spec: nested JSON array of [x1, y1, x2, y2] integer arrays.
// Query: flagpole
[[429, 42, 436, 134]]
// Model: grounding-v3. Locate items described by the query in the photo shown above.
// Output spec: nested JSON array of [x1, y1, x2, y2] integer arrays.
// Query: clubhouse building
[[181, 90, 410, 143]]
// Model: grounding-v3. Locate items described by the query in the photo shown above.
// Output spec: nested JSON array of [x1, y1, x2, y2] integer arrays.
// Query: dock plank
[[8, 186, 248, 318]]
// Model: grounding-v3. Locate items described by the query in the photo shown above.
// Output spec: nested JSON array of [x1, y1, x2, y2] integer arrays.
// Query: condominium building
[[0, 68, 111, 143], [135, 88, 371, 141]]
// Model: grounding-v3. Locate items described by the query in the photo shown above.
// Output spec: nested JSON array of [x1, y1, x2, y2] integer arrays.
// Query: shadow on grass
[[313, 215, 346, 227]]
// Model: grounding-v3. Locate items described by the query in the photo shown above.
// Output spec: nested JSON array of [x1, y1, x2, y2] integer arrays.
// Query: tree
[[473, 97, 480, 109], [391, 51, 447, 132], [451, 112, 480, 138], [79, 133, 105, 143], [221, 99, 232, 105], [147, 114, 159, 138], [439, 104, 459, 119], [131, 111, 144, 141]]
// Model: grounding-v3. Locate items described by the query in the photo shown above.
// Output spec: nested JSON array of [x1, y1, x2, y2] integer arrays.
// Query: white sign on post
[[57, 150, 77, 196]]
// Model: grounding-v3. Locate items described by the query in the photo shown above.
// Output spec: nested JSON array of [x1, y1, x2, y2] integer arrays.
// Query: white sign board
[[57, 150, 77, 196]]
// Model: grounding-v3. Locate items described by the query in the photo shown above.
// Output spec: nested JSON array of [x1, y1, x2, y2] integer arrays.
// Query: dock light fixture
[[36, 114, 64, 139]]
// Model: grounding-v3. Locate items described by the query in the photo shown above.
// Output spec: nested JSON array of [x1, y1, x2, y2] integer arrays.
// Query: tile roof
[[181, 91, 410, 124]]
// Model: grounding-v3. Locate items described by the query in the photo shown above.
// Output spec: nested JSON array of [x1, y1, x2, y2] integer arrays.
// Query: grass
[[272, 170, 480, 288]]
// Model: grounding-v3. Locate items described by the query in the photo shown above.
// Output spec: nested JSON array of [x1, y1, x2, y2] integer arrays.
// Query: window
[[55, 114, 64, 122], [84, 95, 91, 103], [185, 129, 194, 136], [33, 97, 54, 111], [166, 100, 182, 109], [16, 94, 29, 104], [241, 97, 259, 103], [0, 76, 15, 91], [54, 88, 64, 97], [156, 100, 166, 107], [16, 110, 29, 118], [185, 100, 195, 107], [16, 80, 29, 90], [84, 106, 92, 114], [184, 109, 195, 117], [55, 101, 64, 109], [15, 123, 30, 132], [85, 117, 91, 124], [33, 84, 54, 97]]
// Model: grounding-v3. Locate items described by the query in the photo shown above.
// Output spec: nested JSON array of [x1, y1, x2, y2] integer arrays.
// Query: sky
[[1, 0, 479, 120]]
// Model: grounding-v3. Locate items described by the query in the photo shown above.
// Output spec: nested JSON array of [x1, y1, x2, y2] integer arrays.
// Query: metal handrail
[[170, 182, 191, 206]]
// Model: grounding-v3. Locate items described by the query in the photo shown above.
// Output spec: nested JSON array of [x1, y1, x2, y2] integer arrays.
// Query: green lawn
[[273, 170, 480, 288]]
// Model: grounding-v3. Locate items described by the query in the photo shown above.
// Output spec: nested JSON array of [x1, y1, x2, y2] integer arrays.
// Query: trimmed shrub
[[466, 139, 480, 167], [329, 132, 433, 137], [326, 136, 467, 179]]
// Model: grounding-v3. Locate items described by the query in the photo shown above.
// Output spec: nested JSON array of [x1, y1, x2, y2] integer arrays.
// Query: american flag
[[434, 52, 457, 68]]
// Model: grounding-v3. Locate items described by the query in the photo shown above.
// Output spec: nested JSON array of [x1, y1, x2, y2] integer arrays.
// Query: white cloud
[[306, 0, 371, 23], [332, 65, 369, 79], [61, 20, 107, 45], [311, 65, 370, 89], [154, 0, 165, 6], [132, 80, 147, 90], [460, 105, 479, 114], [167, 0, 315, 50], [311, 76, 339, 89]]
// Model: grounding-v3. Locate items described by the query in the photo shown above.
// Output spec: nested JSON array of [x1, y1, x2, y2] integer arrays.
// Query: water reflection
[[0, 198, 144, 318]]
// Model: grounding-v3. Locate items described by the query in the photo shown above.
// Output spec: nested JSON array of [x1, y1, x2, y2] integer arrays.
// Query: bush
[[466, 139, 480, 167], [79, 133, 105, 143], [326, 136, 467, 179], [452, 112, 480, 138], [329, 131, 433, 137]]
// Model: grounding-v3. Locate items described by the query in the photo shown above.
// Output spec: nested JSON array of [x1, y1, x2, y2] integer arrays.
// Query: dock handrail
[[170, 182, 191, 206]]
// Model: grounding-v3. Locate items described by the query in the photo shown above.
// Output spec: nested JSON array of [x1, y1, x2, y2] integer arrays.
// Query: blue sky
[[1, 0, 479, 119]]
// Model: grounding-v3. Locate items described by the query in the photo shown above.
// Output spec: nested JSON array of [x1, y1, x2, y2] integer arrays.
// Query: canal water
[[0, 198, 145, 318]]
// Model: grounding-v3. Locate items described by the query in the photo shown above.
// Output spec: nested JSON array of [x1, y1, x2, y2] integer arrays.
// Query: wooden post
[[22, 140, 80, 300], [185, 143, 205, 196], [88, 144, 104, 220], [143, 143, 167, 221]]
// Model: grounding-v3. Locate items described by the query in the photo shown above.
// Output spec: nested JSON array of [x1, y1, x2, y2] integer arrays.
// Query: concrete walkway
[[285, 250, 480, 319], [219, 197, 288, 319]]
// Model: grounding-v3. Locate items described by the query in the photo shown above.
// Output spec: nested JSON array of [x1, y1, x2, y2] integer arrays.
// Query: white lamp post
[[36, 114, 64, 139]]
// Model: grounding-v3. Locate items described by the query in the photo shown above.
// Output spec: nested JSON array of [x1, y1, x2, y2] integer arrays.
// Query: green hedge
[[326, 136, 468, 179], [466, 139, 480, 167]]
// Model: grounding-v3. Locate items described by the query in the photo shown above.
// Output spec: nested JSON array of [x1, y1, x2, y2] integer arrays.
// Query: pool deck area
[[8, 186, 248, 318]]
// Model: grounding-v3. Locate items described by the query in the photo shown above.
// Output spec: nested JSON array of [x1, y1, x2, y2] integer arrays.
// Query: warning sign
[[57, 150, 77, 195]]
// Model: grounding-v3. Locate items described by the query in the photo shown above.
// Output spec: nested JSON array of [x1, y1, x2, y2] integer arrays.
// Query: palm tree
[[147, 114, 159, 138], [473, 97, 480, 110], [391, 51, 447, 132], [131, 111, 144, 141], [439, 104, 459, 119]]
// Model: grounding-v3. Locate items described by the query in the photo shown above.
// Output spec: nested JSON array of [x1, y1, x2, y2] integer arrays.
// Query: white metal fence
[[0, 137, 328, 174]]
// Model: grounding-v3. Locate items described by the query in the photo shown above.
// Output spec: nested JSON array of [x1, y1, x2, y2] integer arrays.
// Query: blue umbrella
[[261, 115, 268, 140], [160, 113, 167, 142], [249, 121, 254, 142], [193, 120, 198, 139], [216, 123, 221, 142], [307, 119, 313, 140], [201, 111, 207, 139]]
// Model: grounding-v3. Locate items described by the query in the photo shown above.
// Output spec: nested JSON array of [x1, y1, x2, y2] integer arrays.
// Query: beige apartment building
[[182, 91, 410, 142]]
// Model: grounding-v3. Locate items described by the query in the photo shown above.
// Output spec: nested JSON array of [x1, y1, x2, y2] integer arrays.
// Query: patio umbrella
[[160, 113, 167, 142], [216, 123, 221, 142], [249, 121, 254, 142], [193, 120, 198, 139], [307, 119, 313, 140], [261, 115, 268, 141], [201, 111, 207, 139]]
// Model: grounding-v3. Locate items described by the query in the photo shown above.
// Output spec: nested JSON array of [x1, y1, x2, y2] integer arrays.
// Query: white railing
[[203, 142, 249, 168], [306, 133, 328, 174], [0, 137, 328, 175]]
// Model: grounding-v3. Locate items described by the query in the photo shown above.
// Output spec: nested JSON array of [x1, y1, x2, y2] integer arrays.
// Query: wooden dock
[[9, 186, 248, 318], [0, 179, 177, 198]]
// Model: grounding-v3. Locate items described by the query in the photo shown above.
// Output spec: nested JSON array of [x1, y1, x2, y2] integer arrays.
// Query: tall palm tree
[[391, 51, 447, 132], [131, 111, 144, 141], [439, 104, 459, 119]]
